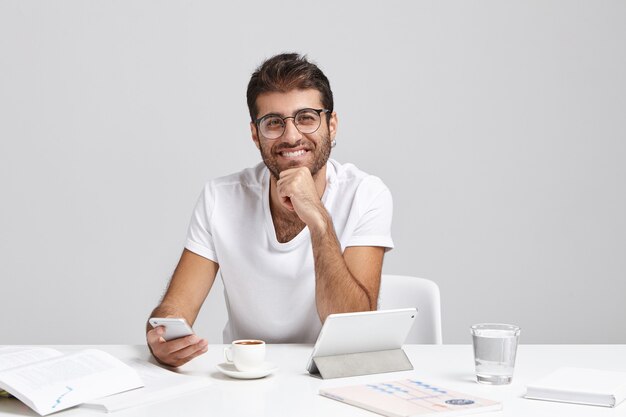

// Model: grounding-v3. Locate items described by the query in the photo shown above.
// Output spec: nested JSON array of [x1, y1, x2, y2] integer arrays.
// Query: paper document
[[82, 359, 213, 412]]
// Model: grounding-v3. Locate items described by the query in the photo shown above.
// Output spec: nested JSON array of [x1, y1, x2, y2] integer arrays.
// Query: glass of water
[[471, 323, 520, 385]]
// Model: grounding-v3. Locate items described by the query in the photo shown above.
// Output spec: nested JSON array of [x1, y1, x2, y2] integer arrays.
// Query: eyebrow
[[258, 107, 317, 120]]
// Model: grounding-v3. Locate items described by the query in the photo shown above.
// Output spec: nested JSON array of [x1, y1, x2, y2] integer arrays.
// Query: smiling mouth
[[279, 149, 308, 158]]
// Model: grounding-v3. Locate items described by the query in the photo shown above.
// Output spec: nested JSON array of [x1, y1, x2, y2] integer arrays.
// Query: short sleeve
[[345, 177, 394, 250], [185, 183, 219, 262]]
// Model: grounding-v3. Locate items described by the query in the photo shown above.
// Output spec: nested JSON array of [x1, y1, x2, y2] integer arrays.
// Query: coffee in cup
[[224, 339, 266, 371]]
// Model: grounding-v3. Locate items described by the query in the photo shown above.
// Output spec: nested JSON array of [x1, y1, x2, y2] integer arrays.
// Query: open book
[[0, 347, 143, 416], [320, 379, 501, 417]]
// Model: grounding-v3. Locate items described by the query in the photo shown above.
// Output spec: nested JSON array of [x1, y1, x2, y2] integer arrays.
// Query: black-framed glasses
[[255, 108, 330, 140]]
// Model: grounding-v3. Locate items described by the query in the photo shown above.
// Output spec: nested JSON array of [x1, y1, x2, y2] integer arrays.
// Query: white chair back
[[378, 274, 442, 344]]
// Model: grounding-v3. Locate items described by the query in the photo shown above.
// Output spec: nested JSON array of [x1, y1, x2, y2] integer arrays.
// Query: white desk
[[1, 344, 625, 417]]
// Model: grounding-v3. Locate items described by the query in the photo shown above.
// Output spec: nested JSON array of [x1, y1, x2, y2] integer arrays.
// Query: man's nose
[[281, 118, 302, 143]]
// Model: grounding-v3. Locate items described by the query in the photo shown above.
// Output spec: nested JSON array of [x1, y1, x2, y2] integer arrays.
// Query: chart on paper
[[320, 379, 502, 417]]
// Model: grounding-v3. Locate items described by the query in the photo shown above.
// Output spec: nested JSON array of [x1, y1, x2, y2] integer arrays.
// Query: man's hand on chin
[[276, 167, 328, 231]]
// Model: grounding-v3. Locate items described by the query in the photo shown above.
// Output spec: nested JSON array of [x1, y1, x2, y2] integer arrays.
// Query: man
[[147, 53, 393, 367]]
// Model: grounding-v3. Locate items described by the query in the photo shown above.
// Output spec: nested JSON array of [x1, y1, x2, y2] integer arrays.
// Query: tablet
[[306, 308, 417, 374]]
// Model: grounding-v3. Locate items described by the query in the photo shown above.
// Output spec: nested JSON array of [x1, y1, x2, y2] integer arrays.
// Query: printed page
[[0, 347, 63, 397], [0, 349, 143, 416], [82, 359, 213, 411], [0, 347, 63, 371]]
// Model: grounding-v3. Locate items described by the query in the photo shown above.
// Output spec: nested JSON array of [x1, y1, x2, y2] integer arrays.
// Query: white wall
[[1, 1, 624, 344]]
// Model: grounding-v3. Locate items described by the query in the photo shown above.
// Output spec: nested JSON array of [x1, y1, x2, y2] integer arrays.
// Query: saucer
[[216, 362, 278, 379]]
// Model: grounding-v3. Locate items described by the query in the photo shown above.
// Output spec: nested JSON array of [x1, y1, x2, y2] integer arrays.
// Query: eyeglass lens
[[259, 109, 322, 139]]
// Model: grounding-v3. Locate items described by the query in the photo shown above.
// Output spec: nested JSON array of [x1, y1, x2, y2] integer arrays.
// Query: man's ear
[[250, 121, 260, 150], [329, 111, 338, 141]]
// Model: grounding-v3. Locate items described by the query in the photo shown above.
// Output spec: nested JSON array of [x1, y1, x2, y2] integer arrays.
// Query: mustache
[[274, 140, 310, 152]]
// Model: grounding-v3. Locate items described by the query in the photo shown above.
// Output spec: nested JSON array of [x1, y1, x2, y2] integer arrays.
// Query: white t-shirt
[[185, 159, 394, 343]]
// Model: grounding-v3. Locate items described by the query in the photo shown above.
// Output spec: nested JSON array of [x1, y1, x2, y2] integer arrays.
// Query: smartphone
[[149, 317, 194, 341]]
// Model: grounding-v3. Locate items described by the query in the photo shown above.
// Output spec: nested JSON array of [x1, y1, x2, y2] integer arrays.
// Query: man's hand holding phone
[[147, 317, 208, 367]]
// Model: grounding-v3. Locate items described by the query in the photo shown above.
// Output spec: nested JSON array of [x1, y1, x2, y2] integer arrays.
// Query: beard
[[259, 132, 332, 180]]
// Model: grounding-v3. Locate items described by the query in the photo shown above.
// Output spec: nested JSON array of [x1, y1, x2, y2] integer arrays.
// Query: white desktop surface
[[1, 344, 624, 417]]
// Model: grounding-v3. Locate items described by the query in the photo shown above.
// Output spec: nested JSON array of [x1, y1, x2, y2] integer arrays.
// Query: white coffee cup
[[224, 339, 266, 371]]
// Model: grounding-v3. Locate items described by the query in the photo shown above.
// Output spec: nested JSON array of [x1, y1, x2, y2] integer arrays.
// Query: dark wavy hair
[[246, 53, 334, 121]]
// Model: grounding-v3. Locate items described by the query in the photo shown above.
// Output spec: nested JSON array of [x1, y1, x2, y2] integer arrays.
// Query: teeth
[[282, 149, 306, 157]]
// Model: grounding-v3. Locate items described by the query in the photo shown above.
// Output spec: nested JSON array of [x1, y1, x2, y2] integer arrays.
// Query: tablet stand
[[311, 348, 413, 379]]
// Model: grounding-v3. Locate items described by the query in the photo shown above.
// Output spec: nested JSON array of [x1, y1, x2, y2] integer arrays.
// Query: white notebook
[[525, 367, 626, 408]]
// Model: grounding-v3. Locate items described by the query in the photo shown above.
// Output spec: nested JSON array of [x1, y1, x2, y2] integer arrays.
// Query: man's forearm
[[310, 210, 373, 322]]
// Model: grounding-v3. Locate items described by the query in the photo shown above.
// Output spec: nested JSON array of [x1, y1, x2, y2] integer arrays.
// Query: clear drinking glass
[[471, 323, 520, 385]]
